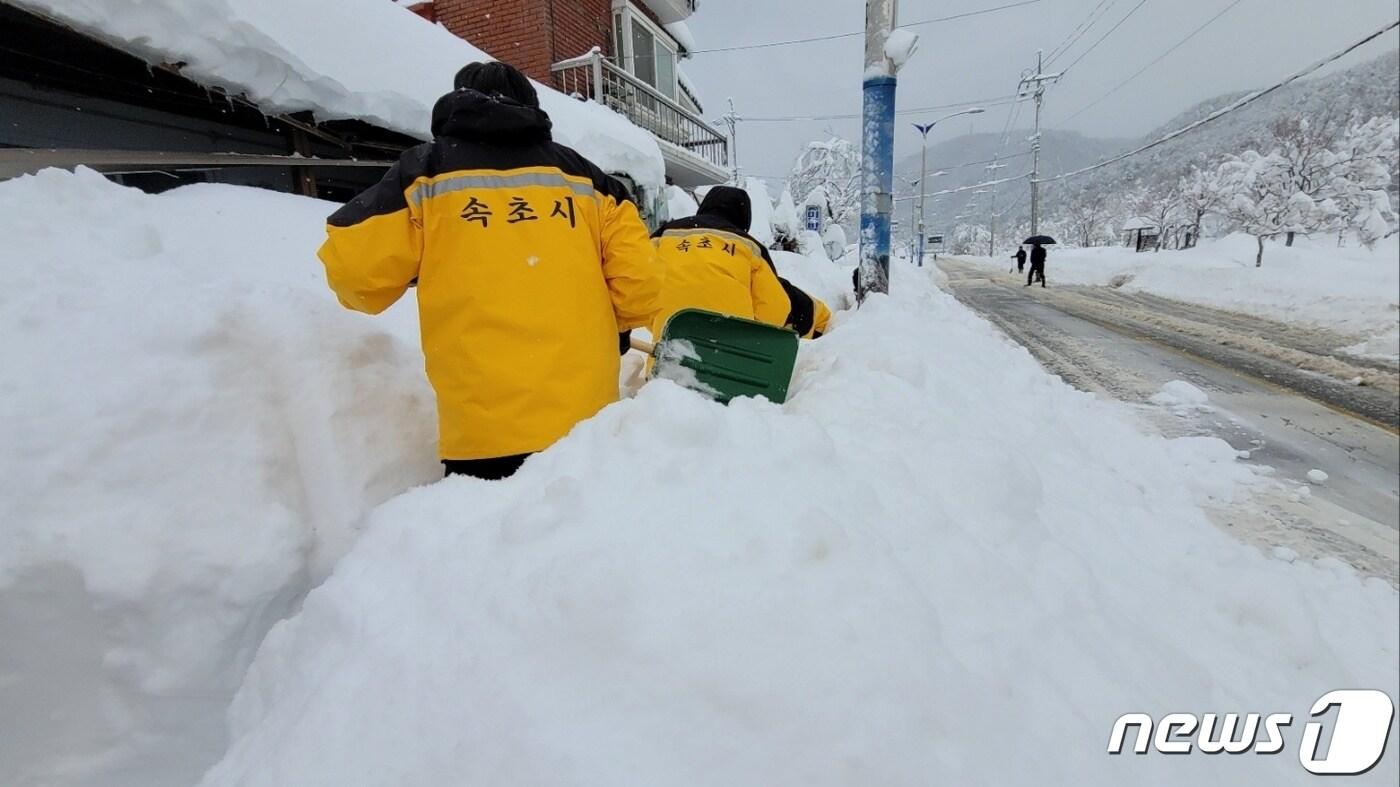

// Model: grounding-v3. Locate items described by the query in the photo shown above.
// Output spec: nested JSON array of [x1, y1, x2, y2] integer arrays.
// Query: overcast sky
[[682, 0, 1400, 182]]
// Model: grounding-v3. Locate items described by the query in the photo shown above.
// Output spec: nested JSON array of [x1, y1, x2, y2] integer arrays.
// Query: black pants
[[1027, 262, 1045, 286], [443, 453, 530, 481], [1016, 261, 1025, 272]]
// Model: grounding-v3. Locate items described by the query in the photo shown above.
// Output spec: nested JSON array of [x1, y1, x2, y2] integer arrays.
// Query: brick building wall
[[429, 0, 617, 86]]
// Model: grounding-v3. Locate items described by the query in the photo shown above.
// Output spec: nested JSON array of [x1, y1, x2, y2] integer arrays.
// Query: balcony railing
[[551, 50, 728, 172]]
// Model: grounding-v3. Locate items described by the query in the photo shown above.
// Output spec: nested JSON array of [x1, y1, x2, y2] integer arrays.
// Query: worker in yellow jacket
[[650, 185, 831, 341], [318, 62, 659, 480]]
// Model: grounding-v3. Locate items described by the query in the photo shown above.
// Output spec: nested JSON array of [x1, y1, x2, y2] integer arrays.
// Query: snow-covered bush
[[820, 223, 848, 261], [771, 186, 800, 251]]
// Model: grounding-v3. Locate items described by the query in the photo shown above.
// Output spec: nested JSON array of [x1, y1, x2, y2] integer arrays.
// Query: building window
[[615, 2, 678, 101], [630, 18, 656, 87]]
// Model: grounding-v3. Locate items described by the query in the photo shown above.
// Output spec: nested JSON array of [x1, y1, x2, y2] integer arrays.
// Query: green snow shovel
[[629, 309, 800, 404]]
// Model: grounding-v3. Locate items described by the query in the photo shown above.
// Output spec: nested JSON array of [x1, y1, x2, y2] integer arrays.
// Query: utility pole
[[1017, 51, 1060, 235], [718, 98, 741, 185], [985, 161, 1007, 255], [857, 0, 909, 299], [971, 188, 992, 255]]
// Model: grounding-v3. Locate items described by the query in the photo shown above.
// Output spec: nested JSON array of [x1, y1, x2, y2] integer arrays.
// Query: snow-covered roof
[[664, 21, 697, 56], [1121, 216, 1160, 231], [9, 0, 665, 191]]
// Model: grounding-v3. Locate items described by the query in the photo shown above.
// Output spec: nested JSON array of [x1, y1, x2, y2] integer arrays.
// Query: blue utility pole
[[857, 0, 899, 300]]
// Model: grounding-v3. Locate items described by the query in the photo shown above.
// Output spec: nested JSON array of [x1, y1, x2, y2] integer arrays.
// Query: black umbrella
[[1023, 235, 1057, 245]]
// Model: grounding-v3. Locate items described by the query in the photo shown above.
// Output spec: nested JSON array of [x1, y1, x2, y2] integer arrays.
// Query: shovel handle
[[629, 336, 655, 355]]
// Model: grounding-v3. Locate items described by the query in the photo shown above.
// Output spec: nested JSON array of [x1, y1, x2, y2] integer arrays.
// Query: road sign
[[926, 233, 945, 251], [804, 205, 821, 231]]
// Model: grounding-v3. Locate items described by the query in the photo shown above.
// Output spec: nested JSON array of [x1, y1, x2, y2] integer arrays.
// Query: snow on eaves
[[676, 65, 702, 110], [663, 20, 696, 55], [9, 0, 665, 191]]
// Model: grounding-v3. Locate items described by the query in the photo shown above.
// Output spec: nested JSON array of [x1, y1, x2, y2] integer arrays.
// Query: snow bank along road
[[4, 170, 1397, 787], [939, 257, 1399, 580]]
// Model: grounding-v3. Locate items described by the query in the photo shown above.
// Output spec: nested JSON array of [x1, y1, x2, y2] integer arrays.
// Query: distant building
[[409, 0, 728, 187]]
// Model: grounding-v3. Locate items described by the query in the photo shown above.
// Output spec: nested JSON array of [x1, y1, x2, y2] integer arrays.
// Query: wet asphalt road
[[939, 258, 1399, 578]]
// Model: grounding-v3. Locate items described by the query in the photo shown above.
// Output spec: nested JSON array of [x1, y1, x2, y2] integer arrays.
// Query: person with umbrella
[[1023, 234, 1054, 287]]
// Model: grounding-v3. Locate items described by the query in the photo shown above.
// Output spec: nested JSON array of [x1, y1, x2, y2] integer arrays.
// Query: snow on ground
[[9, 0, 665, 191], [2, 172, 1396, 787], [0, 169, 440, 786], [743, 177, 776, 247], [772, 250, 856, 313], [199, 242, 1392, 780], [665, 184, 699, 221], [1149, 380, 1213, 414], [971, 234, 1400, 359]]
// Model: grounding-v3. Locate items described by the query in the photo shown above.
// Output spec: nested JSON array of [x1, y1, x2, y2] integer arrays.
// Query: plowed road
[[939, 257, 1399, 581]]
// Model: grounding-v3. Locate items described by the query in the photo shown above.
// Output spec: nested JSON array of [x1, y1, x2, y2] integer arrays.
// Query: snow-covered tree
[[787, 137, 861, 234], [1215, 115, 1348, 265], [1330, 115, 1399, 247], [1177, 167, 1225, 247], [1132, 186, 1184, 251], [950, 222, 991, 255], [1062, 189, 1112, 248], [1354, 190, 1397, 246]]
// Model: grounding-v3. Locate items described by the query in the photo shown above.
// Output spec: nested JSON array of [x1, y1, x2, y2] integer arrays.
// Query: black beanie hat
[[697, 186, 753, 232], [454, 61, 540, 108]]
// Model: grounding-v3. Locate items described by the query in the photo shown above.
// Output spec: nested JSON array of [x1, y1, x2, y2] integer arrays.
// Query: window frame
[[612, 1, 679, 101]]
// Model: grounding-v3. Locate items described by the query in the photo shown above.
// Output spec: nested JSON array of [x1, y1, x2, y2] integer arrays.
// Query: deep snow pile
[[772, 250, 856, 313], [665, 184, 699, 221], [973, 234, 1400, 359], [9, 0, 664, 191], [0, 169, 440, 786], [200, 259, 1396, 781]]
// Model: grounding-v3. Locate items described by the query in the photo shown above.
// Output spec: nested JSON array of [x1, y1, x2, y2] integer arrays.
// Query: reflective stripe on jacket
[[319, 88, 659, 460]]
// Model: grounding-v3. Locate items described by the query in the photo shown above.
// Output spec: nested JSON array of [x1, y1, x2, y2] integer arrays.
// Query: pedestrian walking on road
[[1013, 246, 1026, 273], [1025, 242, 1047, 288]]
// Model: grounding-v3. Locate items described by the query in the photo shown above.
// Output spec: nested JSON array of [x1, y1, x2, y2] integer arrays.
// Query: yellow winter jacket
[[809, 297, 832, 338], [318, 89, 659, 460], [649, 225, 791, 339]]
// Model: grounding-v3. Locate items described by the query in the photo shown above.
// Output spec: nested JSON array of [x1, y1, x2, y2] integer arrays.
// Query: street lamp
[[912, 107, 984, 266]]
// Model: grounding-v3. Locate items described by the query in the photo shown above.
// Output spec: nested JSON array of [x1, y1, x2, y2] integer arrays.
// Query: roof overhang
[[657, 139, 727, 188], [636, 0, 695, 25]]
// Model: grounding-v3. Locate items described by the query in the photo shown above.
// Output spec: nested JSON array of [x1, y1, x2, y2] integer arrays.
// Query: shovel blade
[[652, 309, 799, 404]]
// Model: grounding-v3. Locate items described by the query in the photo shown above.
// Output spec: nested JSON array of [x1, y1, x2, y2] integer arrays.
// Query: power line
[[1044, 0, 1118, 65], [689, 0, 1042, 55], [1057, 0, 1151, 77], [734, 94, 1018, 123], [1059, 0, 1247, 123], [1038, 19, 1400, 185], [929, 171, 1034, 197]]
